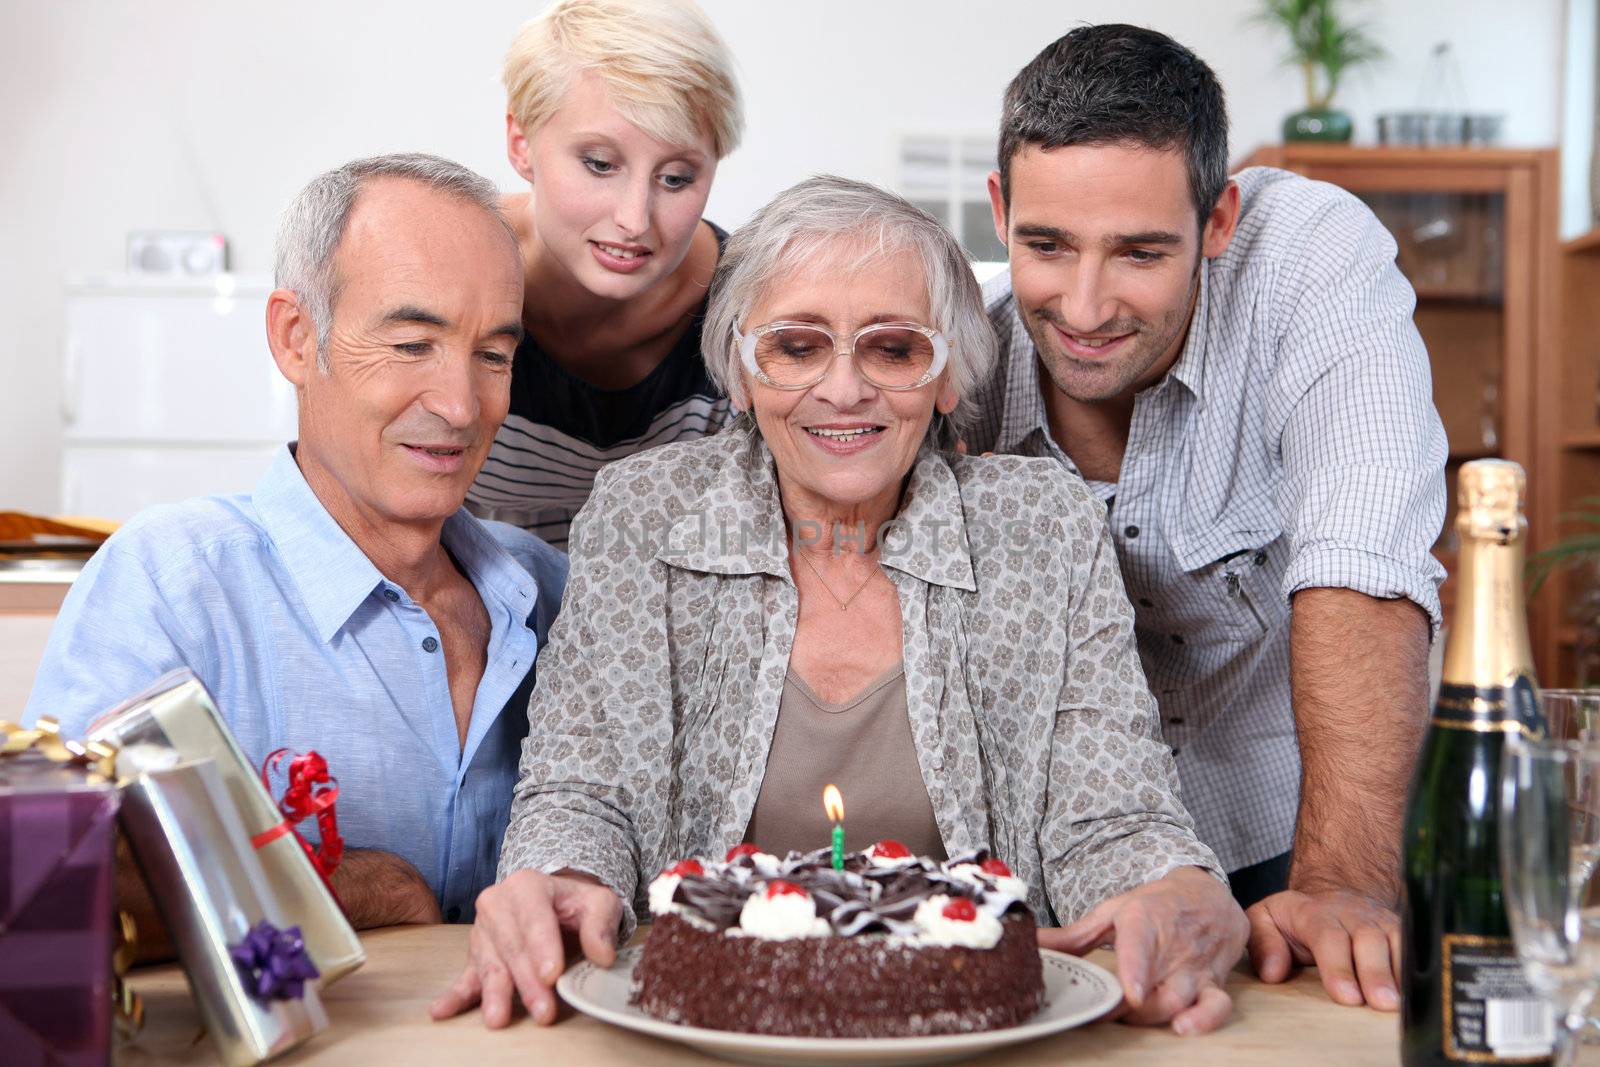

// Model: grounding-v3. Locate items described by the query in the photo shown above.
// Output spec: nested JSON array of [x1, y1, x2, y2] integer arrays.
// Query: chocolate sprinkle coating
[[633, 912, 1045, 1037]]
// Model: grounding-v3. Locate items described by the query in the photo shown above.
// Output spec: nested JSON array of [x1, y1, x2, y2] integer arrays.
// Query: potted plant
[[1253, 0, 1385, 142], [1529, 500, 1600, 685]]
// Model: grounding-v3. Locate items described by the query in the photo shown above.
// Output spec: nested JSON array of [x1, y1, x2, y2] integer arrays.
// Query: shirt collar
[[438, 510, 541, 625], [1167, 257, 1211, 399], [881, 449, 978, 591], [656, 424, 976, 592], [253, 445, 535, 644], [993, 258, 1214, 451], [993, 293, 1051, 457]]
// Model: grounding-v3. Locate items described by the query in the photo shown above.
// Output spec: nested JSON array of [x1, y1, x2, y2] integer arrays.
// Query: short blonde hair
[[504, 0, 743, 159]]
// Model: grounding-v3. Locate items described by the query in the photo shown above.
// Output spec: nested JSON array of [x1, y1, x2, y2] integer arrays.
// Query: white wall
[[0, 0, 1568, 514], [1561, 0, 1597, 236]]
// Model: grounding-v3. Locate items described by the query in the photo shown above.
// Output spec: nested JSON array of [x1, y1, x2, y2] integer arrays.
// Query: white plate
[[556, 945, 1122, 1067]]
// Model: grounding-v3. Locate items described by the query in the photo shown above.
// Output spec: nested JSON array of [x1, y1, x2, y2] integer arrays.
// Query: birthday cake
[[632, 842, 1045, 1037]]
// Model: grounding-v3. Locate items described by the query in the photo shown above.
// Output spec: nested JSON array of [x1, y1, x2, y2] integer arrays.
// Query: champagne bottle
[[1401, 459, 1551, 1065]]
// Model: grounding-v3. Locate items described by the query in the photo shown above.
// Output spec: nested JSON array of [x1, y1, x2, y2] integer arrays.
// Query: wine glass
[[1543, 690, 1600, 743], [1538, 689, 1600, 1043], [1545, 693, 1600, 890], [1500, 734, 1600, 1067]]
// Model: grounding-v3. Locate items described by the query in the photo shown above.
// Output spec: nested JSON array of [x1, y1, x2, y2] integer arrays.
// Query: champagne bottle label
[[1430, 675, 1546, 736], [1441, 934, 1554, 1061]]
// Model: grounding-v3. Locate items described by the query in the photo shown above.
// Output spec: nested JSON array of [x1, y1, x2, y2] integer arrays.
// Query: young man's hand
[[1246, 889, 1400, 1010]]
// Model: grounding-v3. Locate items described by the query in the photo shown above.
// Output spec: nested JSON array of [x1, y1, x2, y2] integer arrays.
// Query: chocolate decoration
[[654, 847, 1029, 937], [671, 875, 747, 929]]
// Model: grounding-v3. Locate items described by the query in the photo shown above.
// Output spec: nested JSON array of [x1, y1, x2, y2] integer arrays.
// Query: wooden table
[[115, 925, 1429, 1066]]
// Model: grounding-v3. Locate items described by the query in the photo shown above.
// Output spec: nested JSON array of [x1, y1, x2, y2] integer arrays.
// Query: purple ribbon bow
[[229, 921, 320, 1001]]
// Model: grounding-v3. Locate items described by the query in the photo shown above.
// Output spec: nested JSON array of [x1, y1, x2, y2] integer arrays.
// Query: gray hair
[[273, 153, 517, 368], [702, 175, 996, 439]]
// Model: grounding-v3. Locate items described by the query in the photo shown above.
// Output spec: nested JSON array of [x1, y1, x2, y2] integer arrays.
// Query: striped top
[[468, 223, 730, 548], [963, 166, 1448, 872]]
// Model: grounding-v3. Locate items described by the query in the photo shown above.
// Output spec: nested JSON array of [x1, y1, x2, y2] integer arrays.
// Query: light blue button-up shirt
[[24, 445, 567, 922]]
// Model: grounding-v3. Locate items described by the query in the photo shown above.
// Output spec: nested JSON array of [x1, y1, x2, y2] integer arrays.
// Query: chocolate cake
[[632, 842, 1045, 1037]]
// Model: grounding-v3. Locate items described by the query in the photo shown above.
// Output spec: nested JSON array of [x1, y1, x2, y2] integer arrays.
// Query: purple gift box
[[0, 749, 119, 1067]]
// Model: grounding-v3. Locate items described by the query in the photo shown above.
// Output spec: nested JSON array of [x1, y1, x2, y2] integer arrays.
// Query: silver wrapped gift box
[[87, 670, 364, 984], [120, 759, 327, 1066]]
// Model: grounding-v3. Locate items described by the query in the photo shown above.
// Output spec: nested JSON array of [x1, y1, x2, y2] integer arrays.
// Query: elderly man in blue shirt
[[24, 153, 567, 932]]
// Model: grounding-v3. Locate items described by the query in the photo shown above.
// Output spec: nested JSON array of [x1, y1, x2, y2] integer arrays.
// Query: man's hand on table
[[1268, 587, 1427, 1014], [1246, 888, 1400, 1011], [331, 849, 443, 929], [430, 869, 624, 1028], [1041, 866, 1248, 1035]]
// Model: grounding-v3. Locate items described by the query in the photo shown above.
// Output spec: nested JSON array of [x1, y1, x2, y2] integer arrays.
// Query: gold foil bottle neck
[[1456, 459, 1527, 544], [1441, 458, 1536, 690]]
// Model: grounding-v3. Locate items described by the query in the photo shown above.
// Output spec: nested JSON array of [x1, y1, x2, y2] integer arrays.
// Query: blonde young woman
[[466, 0, 743, 547], [435, 178, 1249, 1035]]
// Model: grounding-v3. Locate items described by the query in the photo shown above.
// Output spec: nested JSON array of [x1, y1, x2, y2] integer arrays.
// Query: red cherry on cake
[[871, 840, 912, 859], [664, 859, 704, 878], [941, 897, 979, 922], [725, 843, 762, 861], [979, 858, 1013, 877], [765, 879, 808, 899]]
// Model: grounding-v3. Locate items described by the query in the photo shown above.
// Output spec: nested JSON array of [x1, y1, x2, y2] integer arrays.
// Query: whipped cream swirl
[[645, 846, 1030, 948]]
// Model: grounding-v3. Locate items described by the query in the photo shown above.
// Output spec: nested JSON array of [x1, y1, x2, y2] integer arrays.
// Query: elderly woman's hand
[[1040, 866, 1249, 1035], [429, 869, 625, 1028]]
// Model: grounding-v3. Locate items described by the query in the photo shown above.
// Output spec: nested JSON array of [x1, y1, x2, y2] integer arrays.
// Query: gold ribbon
[[112, 909, 145, 1036], [1, 717, 139, 1032], [0, 716, 117, 780]]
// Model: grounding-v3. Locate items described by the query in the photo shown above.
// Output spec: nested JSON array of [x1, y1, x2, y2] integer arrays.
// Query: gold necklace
[[793, 547, 878, 610]]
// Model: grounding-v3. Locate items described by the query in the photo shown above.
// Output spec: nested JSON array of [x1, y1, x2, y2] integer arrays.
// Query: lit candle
[[823, 784, 845, 870]]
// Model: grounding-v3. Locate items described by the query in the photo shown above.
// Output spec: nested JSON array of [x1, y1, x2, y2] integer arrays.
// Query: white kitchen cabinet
[[61, 275, 293, 520], [60, 445, 281, 519]]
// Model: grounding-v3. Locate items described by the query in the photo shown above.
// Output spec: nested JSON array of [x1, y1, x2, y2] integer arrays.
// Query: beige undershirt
[[743, 662, 946, 861]]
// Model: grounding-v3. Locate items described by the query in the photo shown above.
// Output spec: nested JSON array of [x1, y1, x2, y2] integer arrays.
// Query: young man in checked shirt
[[971, 25, 1446, 1014]]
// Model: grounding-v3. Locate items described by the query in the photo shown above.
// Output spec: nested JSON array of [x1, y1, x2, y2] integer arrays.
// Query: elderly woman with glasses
[[433, 176, 1249, 1034]]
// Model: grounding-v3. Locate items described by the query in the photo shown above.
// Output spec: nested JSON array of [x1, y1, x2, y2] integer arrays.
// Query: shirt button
[[422, 636, 439, 653], [1168, 716, 1185, 725], [1137, 597, 1154, 608], [446, 905, 461, 922], [1254, 550, 1268, 566], [384, 589, 400, 602], [1124, 525, 1140, 539]]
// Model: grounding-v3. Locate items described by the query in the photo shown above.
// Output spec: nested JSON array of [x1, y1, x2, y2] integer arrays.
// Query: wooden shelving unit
[[1543, 227, 1600, 682], [1242, 145, 1566, 677], [1565, 229, 1600, 255]]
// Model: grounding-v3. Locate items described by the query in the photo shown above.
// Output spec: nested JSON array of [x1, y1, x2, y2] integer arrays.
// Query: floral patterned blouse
[[498, 423, 1222, 934]]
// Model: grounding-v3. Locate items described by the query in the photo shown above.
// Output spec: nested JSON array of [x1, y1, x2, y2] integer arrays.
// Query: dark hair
[[997, 24, 1229, 225]]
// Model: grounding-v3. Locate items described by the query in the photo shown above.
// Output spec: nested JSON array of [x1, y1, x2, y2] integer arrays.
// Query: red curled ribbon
[[251, 749, 345, 901]]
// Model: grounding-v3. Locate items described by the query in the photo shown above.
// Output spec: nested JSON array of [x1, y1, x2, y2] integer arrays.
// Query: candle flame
[[822, 783, 844, 823]]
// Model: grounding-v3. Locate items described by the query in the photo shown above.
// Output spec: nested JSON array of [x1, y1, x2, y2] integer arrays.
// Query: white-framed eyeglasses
[[733, 321, 949, 391]]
